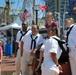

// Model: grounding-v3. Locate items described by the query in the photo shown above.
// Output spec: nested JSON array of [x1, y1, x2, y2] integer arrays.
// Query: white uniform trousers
[[15, 49, 21, 75], [41, 65, 59, 75], [21, 51, 34, 75], [69, 49, 76, 75], [41, 60, 59, 75]]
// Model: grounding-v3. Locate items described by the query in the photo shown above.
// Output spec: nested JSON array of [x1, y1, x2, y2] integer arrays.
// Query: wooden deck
[[1, 56, 16, 75]]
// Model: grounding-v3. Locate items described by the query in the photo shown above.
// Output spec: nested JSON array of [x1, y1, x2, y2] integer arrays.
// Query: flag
[[21, 9, 28, 22], [38, 4, 48, 12], [69, 0, 76, 15], [22, 9, 32, 22]]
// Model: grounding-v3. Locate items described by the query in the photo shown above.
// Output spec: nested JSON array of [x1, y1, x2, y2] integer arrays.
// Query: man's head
[[22, 21, 28, 32], [46, 12, 54, 22], [65, 18, 75, 28], [47, 26, 58, 38], [31, 25, 39, 36]]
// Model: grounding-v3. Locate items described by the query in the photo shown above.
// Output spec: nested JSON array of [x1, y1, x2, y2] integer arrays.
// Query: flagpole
[[34, 5, 39, 25], [32, 0, 35, 21], [63, 0, 66, 33], [55, 12, 61, 30]]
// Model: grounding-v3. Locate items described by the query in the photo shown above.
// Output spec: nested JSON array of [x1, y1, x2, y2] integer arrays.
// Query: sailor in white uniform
[[15, 21, 31, 75], [65, 18, 76, 75], [36, 26, 63, 75], [20, 25, 43, 75]]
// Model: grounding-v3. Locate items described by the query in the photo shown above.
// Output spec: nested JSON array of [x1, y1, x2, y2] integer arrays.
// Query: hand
[[35, 67, 39, 72], [14, 53, 17, 57], [33, 49, 37, 54], [57, 65, 63, 73], [28, 63, 32, 66], [35, 67, 40, 72], [30, 49, 37, 56], [35, 64, 41, 72], [30, 51, 35, 56]]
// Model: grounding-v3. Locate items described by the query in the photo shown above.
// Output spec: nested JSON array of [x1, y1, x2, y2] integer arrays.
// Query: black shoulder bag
[[53, 37, 68, 63]]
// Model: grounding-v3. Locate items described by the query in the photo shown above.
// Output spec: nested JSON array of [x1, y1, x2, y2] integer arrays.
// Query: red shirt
[[45, 21, 58, 29]]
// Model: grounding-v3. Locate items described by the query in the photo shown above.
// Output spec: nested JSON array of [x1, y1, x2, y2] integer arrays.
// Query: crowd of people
[[14, 12, 76, 75], [0, 11, 76, 75]]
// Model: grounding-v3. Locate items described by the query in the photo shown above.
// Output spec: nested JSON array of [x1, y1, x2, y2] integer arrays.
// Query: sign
[[38, 4, 48, 12], [71, 4, 76, 14], [69, 0, 76, 14]]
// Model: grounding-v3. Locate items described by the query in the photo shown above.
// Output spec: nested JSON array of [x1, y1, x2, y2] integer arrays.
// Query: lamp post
[[34, 5, 39, 25], [62, 0, 68, 32], [63, 12, 68, 32], [5, 0, 10, 24], [55, 12, 61, 30]]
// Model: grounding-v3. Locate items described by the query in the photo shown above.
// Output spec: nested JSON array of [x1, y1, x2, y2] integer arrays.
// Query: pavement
[[0, 56, 72, 75], [1, 56, 16, 75]]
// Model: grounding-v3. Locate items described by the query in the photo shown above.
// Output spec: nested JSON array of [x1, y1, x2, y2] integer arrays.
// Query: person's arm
[[35, 50, 43, 71], [20, 41, 24, 57], [37, 44, 45, 67], [0, 50, 2, 63], [14, 42, 19, 57], [51, 53, 59, 66], [30, 43, 43, 56], [14, 31, 20, 57], [38, 50, 43, 66], [51, 53, 63, 73]]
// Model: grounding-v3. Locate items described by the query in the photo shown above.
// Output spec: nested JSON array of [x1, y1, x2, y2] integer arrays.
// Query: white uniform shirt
[[22, 32, 43, 53], [41, 36, 62, 60], [52, 36, 62, 59], [40, 36, 60, 75], [68, 24, 76, 48], [16, 30, 31, 48]]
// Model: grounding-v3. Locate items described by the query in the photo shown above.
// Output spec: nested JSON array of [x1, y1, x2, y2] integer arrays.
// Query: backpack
[[53, 37, 69, 63]]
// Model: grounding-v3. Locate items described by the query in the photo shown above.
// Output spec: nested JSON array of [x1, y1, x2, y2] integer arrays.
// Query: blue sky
[[0, 0, 45, 18], [0, 0, 22, 9], [36, 0, 45, 18]]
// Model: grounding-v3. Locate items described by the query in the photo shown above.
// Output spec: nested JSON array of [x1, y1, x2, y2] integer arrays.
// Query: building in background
[[46, 0, 76, 32], [1, 0, 76, 29]]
